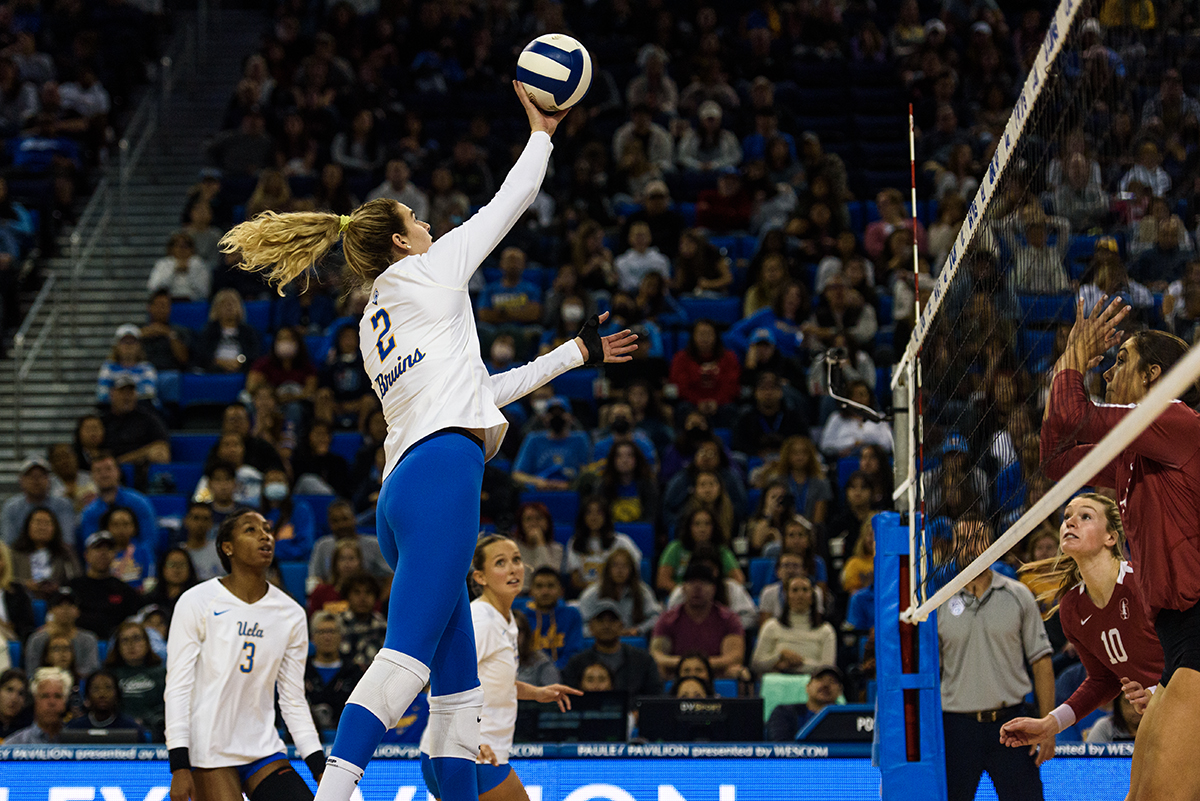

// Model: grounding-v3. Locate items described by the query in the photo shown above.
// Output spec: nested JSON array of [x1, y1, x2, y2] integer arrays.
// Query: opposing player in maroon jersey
[[999, 494, 1163, 767], [1040, 297, 1200, 800]]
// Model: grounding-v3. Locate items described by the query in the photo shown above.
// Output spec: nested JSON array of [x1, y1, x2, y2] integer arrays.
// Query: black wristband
[[168, 747, 191, 773], [576, 314, 604, 366], [304, 751, 328, 778]]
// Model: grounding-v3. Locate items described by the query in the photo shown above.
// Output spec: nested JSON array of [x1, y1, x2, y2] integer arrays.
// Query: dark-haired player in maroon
[[1039, 297, 1200, 800], [1000, 495, 1163, 780]]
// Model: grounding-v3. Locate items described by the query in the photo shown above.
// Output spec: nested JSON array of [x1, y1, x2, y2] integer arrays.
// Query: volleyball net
[[890, 0, 1200, 624]]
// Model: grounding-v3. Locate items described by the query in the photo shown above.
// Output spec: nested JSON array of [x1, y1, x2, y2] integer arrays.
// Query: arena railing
[[11, 12, 204, 460]]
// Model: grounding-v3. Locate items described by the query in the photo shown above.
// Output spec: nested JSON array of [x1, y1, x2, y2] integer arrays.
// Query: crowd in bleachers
[[2, 0, 1200, 746], [0, 0, 164, 348]]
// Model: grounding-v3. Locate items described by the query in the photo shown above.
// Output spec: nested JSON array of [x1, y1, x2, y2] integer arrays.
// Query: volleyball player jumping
[[998, 494, 1163, 783], [220, 82, 636, 801], [1040, 297, 1200, 800]]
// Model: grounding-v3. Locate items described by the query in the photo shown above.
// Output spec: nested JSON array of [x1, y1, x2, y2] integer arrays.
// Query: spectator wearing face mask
[[539, 294, 595, 356], [512, 398, 592, 492], [591, 401, 658, 465]]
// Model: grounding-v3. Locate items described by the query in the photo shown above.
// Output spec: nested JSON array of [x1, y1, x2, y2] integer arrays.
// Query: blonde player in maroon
[[1040, 297, 1200, 801], [999, 494, 1163, 790]]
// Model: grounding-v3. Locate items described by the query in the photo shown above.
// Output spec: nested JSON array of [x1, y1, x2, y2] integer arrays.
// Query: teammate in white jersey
[[220, 83, 636, 801], [165, 509, 324, 801], [420, 535, 581, 801]]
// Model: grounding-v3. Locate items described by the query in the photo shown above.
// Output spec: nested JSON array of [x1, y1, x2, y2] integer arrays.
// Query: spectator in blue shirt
[[476, 246, 543, 359], [512, 398, 592, 491], [98, 507, 155, 591], [96, 324, 158, 407], [742, 107, 796, 164], [592, 401, 658, 465], [520, 567, 584, 670], [78, 454, 160, 557]]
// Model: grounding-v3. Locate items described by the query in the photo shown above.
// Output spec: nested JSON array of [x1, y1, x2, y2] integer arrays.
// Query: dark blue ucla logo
[[238, 621, 265, 638]]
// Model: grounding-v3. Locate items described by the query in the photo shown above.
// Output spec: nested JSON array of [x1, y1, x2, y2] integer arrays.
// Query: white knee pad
[[346, 648, 431, 728], [425, 686, 484, 761]]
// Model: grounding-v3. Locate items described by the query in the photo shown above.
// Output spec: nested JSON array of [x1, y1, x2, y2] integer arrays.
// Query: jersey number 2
[[239, 641, 256, 673], [1100, 628, 1128, 665], [371, 309, 396, 361]]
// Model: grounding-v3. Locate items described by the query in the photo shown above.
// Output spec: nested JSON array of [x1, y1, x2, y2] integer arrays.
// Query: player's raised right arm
[[424, 83, 566, 289]]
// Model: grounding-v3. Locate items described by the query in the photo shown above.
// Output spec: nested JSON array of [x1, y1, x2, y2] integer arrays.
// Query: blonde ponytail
[[1018, 493, 1126, 620], [220, 198, 408, 295], [220, 210, 342, 295]]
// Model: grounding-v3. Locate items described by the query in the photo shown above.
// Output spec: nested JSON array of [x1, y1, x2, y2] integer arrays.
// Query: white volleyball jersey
[[360, 131, 584, 475], [421, 599, 519, 763], [164, 578, 321, 767]]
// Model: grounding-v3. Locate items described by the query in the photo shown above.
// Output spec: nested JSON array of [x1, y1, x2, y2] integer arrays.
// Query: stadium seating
[[170, 433, 219, 463], [148, 463, 204, 497], [279, 561, 308, 603], [749, 558, 777, 598], [522, 491, 581, 527], [180, 374, 245, 407]]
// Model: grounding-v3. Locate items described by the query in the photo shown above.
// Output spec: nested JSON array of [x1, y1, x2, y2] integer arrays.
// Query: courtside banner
[[0, 748, 1133, 800]]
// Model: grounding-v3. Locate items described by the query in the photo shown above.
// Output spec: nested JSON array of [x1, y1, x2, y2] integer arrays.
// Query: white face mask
[[275, 342, 298, 359], [491, 344, 516, 363], [263, 482, 289, 502], [531, 398, 550, 415], [562, 303, 586, 326]]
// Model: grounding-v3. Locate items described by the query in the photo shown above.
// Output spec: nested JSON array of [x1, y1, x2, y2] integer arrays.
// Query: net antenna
[[903, 342, 1200, 623]]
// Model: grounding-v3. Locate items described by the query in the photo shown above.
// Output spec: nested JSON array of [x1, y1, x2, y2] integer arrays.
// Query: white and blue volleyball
[[516, 34, 592, 112]]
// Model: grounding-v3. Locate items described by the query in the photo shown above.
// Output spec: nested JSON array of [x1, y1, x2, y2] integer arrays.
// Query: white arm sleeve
[[163, 592, 204, 751], [276, 611, 323, 759], [490, 340, 585, 408], [421, 131, 553, 290]]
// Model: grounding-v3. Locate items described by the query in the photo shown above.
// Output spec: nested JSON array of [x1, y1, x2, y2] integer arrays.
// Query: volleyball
[[516, 34, 592, 112]]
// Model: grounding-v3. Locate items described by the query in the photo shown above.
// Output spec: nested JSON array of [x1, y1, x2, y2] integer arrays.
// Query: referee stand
[[874, 512, 947, 800]]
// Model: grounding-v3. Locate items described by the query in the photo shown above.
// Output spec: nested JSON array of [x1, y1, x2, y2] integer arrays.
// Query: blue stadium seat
[[244, 300, 273, 332], [7, 641, 19, 670], [877, 294, 894, 325], [678, 296, 741, 326], [847, 201, 865, 234], [676, 202, 697, 227], [837, 455, 861, 491], [330, 432, 363, 463], [553, 368, 599, 401], [713, 679, 739, 697], [618, 522, 655, 560], [97, 641, 107, 662], [792, 86, 844, 114], [750, 557, 776, 598], [553, 523, 574, 547], [170, 433, 219, 463], [641, 558, 652, 584], [121, 464, 136, 487], [150, 494, 188, 519], [170, 301, 210, 331], [180, 373, 245, 407], [279, 560, 308, 603], [306, 334, 331, 363], [148, 463, 204, 496], [1020, 329, 1056, 364], [712, 427, 732, 449], [521, 491, 580, 526], [1017, 293, 1074, 324], [296, 494, 338, 536], [32, 599, 45, 627]]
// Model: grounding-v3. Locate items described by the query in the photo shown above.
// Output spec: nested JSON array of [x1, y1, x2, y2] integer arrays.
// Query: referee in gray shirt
[[938, 518, 1055, 801]]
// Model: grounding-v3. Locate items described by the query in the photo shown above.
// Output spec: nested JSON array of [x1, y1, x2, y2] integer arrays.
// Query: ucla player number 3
[[239, 641, 256, 673], [372, 309, 396, 360]]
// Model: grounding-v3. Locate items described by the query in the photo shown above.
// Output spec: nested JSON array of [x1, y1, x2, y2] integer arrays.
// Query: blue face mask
[[263, 482, 289, 502]]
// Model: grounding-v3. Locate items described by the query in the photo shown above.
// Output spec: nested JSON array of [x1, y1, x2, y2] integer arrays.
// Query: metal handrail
[[9, 7, 209, 461]]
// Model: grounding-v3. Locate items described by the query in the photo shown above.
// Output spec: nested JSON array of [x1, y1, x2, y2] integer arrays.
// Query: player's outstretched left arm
[[516, 681, 584, 712]]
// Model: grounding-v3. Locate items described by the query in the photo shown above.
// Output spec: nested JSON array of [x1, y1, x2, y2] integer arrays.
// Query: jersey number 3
[[239, 641, 256, 673], [1100, 628, 1128, 665], [372, 309, 396, 361]]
